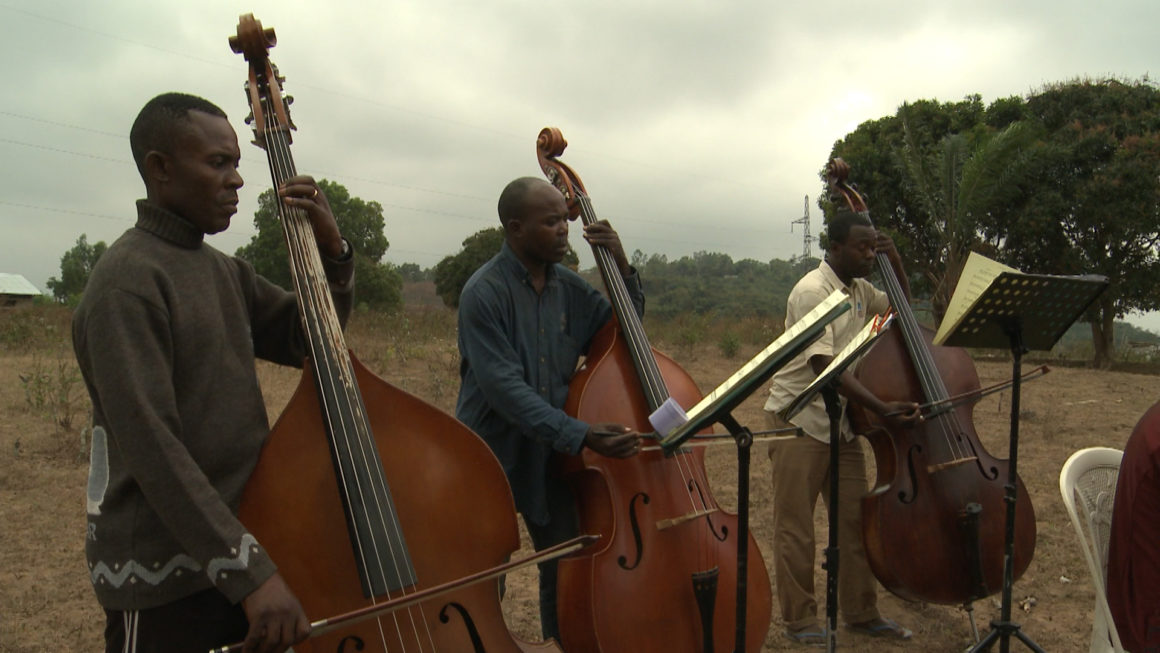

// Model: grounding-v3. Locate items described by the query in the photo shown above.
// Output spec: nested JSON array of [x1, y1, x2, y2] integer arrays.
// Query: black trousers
[[103, 588, 248, 653]]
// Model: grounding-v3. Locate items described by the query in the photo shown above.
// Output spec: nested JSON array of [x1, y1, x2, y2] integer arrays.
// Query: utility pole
[[790, 195, 814, 273]]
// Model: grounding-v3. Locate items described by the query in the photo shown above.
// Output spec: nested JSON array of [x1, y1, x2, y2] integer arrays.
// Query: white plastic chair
[[1059, 446, 1128, 653]]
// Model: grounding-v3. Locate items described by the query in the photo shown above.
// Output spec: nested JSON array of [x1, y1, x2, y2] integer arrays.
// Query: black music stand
[[779, 315, 894, 653], [940, 271, 1108, 653], [660, 291, 850, 652]]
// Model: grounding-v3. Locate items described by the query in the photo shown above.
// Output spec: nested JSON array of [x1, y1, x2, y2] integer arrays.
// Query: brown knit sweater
[[72, 200, 353, 610]]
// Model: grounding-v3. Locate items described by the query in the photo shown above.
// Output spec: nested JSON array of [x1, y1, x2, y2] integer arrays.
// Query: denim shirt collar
[[498, 240, 560, 292]]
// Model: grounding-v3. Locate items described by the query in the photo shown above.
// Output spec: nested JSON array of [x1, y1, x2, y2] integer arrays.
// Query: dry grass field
[[1, 303, 1156, 652]]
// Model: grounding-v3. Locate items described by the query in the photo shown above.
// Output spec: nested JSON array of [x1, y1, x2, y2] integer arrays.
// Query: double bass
[[537, 128, 772, 653], [221, 15, 568, 652], [828, 159, 1037, 605]]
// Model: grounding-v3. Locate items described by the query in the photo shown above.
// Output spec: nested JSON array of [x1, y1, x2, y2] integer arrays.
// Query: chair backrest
[[1059, 446, 1127, 653]]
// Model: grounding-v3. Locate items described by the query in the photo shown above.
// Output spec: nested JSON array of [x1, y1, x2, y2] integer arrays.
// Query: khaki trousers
[[766, 412, 881, 631]]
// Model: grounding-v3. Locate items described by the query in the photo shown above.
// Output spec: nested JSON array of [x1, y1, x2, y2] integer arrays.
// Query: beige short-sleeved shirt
[[763, 260, 889, 443]]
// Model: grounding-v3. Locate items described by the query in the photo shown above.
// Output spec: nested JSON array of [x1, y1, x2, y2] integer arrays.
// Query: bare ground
[[1, 306, 1154, 652]]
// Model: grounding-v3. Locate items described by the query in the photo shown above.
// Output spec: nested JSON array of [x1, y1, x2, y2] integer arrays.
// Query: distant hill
[[1056, 319, 1160, 348]]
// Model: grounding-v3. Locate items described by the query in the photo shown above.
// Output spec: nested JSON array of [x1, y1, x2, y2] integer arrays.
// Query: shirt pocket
[[555, 332, 584, 380]]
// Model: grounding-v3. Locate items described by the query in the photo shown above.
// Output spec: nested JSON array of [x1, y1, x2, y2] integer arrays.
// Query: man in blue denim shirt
[[456, 177, 643, 642]]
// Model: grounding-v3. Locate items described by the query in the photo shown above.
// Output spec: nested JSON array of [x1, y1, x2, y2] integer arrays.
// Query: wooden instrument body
[[824, 156, 1037, 605], [228, 15, 561, 651], [557, 322, 772, 653], [852, 323, 1037, 604], [240, 355, 554, 652]]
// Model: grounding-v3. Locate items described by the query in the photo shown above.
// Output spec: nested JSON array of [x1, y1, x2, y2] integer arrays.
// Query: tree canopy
[[234, 179, 402, 312], [46, 234, 106, 306], [433, 227, 505, 308], [829, 77, 1160, 366], [432, 228, 581, 308], [631, 250, 803, 319]]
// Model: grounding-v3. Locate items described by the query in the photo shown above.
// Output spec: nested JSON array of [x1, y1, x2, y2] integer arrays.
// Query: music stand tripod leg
[[821, 383, 842, 653], [718, 413, 752, 653], [968, 319, 1045, 653]]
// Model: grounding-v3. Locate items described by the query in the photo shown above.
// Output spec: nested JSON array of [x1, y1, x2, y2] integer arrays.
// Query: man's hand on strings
[[583, 221, 631, 277], [584, 423, 641, 458], [278, 175, 345, 259]]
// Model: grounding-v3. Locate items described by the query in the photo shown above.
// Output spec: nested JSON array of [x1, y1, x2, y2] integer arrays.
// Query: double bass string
[[258, 105, 440, 651], [832, 157, 975, 468], [574, 191, 716, 566], [873, 247, 973, 466], [258, 106, 399, 647]]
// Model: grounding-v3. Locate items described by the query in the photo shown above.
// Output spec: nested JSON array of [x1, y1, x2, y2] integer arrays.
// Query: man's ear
[[506, 218, 523, 240], [143, 150, 171, 185]]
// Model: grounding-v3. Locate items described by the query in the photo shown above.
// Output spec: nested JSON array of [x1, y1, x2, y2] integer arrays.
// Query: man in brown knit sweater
[[73, 92, 354, 653]]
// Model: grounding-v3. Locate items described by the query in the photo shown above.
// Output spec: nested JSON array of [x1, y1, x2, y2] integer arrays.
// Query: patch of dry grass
[[1, 304, 1154, 651]]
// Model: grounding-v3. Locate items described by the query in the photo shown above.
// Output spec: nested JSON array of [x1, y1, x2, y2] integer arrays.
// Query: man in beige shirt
[[763, 209, 920, 646]]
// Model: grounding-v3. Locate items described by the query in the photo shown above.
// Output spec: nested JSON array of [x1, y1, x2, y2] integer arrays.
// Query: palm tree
[[892, 110, 1040, 322]]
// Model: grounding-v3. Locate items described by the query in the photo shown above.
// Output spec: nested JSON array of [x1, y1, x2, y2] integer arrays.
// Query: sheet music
[[658, 289, 849, 449], [933, 250, 1108, 350], [779, 312, 894, 422], [934, 251, 1020, 345], [682, 289, 849, 419]]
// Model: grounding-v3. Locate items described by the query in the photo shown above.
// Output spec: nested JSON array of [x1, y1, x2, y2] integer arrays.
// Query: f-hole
[[617, 492, 650, 570], [439, 602, 488, 652]]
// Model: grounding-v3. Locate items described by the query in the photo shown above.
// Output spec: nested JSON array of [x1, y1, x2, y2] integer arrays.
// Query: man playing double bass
[[761, 209, 920, 646], [455, 177, 641, 643], [73, 92, 353, 653]]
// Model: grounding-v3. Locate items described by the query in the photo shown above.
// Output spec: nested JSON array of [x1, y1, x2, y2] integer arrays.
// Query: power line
[[0, 110, 123, 138], [0, 7, 807, 259], [0, 128, 791, 239], [0, 112, 494, 204], [0, 199, 254, 240], [0, 200, 126, 222], [0, 3, 232, 70], [0, 3, 776, 194], [0, 137, 132, 165]]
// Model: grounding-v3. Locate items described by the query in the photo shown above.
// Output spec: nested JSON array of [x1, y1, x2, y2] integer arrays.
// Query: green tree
[[433, 228, 506, 308], [830, 78, 1160, 366], [46, 234, 107, 305], [890, 115, 1040, 319], [235, 179, 401, 311], [829, 95, 1004, 312], [397, 263, 428, 282], [988, 79, 1160, 366], [433, 227, 581, 308]]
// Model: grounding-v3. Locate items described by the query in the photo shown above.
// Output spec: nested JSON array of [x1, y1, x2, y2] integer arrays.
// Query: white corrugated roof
[[0, 273, 42, 296]]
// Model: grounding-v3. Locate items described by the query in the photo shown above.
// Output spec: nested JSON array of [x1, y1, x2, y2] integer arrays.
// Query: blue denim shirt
[[455, 241, 645, 524]]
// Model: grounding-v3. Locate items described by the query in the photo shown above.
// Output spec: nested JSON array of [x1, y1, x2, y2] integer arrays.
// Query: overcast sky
[[2, 0, 1156, 330]]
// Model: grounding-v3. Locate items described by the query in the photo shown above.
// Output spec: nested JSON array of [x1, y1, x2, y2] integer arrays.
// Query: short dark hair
[[129, 93, 227, 179], [826, 209, 874, 245], [497, 177, 551, 227]]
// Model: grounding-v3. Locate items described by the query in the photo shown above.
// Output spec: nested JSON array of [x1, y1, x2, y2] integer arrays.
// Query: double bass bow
[[218, 15, 571, 652], [536, 128, 772, 653], [827, 158, 1037, 605]]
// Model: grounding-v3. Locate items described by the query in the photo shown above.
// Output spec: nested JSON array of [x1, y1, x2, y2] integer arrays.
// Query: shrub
[[718, 332, 741, 359]]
